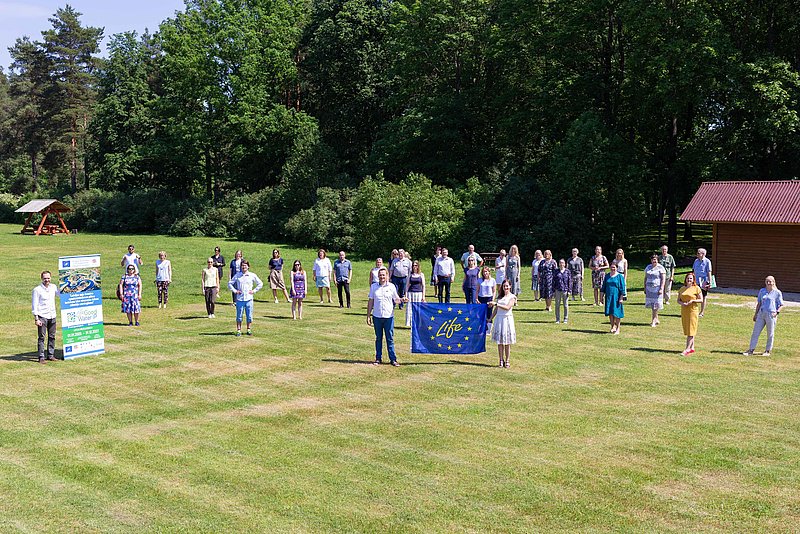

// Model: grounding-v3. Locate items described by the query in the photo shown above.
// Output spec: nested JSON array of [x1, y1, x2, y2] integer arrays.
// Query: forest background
[[0, 0, 798, 260]]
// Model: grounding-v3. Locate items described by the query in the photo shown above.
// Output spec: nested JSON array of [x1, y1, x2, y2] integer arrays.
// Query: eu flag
[[411, 302, 487, 354]]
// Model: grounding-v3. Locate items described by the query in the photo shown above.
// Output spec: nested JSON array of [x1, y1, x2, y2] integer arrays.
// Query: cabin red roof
[[680, 181, 800, 224]]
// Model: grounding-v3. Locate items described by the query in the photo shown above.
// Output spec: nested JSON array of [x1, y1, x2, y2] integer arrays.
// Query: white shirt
[[156, 259, 171, 282], [32, 283, 59, 319], [228, 272, 263, 302], [370, 267, 381, 284], [369, 282, 400, 318], [313, 257, 333, 278], [123, 253, 141, 274], [479, 278, 495, 298], [435, 257, 456, 279]]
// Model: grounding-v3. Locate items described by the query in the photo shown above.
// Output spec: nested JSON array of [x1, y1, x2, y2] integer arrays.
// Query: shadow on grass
[[0, 350, 63, 362], [710, 350, 747, 355], [563, 328, 607, 335], [105, 322, 134, 326], [175, 316, 206, 321], [629, 347, 681, 354], [518, 320, 559, 324], [263, 315, 292, 320], [199, 332, 240, 336]]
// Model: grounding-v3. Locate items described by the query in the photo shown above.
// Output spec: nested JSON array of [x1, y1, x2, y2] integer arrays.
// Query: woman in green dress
[[601, 262, 627, 334]]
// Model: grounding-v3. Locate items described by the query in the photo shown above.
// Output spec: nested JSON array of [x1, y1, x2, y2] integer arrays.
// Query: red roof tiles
[[680, 181, 800, 224]]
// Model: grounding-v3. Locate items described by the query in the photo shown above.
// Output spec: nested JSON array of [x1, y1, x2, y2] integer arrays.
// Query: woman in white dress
[[643, 254, 666, 327], [404, 261, 426, 327], [490, 279, 517, 368], [494, 249, 507, 286]]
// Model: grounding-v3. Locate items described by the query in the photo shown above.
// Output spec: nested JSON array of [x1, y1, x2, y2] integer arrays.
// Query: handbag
[[710, 275, 717, 289]]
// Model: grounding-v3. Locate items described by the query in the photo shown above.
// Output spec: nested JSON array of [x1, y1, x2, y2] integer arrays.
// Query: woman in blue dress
[[119, 265, 142, 326], [601, 262, 627, 334], [537, 249, 558, 312]]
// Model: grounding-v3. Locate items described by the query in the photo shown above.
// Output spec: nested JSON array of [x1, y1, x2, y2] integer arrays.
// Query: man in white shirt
[[227, 260, 263, 336], [435, 248, 456, 303], [32, 270, 59, 363], [121, 244, 142, 274], [367, 267, 407, 366]]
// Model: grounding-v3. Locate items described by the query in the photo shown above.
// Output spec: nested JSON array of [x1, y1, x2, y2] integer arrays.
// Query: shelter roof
[[680, 181, 800, 224], [15, 199, 71, 213]]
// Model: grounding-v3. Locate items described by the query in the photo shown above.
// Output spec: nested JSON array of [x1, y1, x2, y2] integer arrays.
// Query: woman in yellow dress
[[678, 273, 703, 356]]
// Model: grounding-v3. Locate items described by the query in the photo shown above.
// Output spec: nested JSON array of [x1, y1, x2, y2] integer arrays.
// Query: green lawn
[[1, 224, 798, 532]]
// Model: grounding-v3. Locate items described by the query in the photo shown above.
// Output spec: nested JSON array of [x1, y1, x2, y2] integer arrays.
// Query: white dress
[[495, 256, 506, 285], [491, 295, 516, 345]]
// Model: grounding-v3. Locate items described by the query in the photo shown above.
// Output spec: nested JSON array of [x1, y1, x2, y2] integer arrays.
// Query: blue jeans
[[235, 300, 253, 324], [373, 316, 396, 362], [391, 275, 407, 308]]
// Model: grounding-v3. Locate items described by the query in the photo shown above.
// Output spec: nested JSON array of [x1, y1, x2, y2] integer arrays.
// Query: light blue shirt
[[228, 272, 263, 302], [693, 257, 712, 284], [757, 288, 783, 314]]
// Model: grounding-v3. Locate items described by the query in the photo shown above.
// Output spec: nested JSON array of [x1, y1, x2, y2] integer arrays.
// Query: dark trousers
[[437, 279, 451, 303], [204, 287, 218, 315], [336, 281, 351, 307], [373, 316, 396, 362], [37, 316, 56, 360], [464, 287, 477, 304]]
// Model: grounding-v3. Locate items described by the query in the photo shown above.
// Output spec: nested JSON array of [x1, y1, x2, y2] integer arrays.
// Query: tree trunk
[[205, 146, 212, 200], [30, 152, 39, 193], [70, 126, 78, 193]]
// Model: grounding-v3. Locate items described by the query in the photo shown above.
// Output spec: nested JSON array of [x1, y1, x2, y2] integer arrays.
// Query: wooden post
[[21, 212, 34, 234], [35, 207, 50, 236], [56, 211, 70, 234]]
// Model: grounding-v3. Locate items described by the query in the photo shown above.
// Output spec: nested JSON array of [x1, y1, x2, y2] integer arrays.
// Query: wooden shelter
[[681, 181, 800, 292], [15, 199, 71, 235]]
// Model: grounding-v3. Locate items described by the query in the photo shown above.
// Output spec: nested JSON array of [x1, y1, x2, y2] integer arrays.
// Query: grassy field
[[1, 224, 798, 532]]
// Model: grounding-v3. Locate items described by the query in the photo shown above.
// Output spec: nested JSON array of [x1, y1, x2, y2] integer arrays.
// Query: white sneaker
[[274, 298, 279, 304], [555, 320, 560, 324], [211, 314, 215, 318], [563, 319, 568, 324], [208, 314, 212, 319]]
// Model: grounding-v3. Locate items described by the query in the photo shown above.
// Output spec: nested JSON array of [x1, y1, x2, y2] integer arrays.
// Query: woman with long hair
[[404, 260, 426, 327], [490, 279, 517, 368], [506, 245, 521, 298]]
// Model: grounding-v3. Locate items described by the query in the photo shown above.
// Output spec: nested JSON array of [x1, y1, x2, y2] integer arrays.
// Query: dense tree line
[[1, 1, 798, 258]]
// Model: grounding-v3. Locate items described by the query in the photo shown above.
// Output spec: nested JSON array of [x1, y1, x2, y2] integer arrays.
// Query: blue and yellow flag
[[411, 303, 487, 354]]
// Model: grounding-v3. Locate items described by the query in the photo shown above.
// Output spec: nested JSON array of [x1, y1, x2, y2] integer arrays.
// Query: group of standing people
[[31, 241, 787, 365]]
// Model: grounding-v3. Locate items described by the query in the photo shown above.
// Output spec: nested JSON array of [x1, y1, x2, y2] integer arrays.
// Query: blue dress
[[601, 274, 626, 318], [538, 259, 558, 299]]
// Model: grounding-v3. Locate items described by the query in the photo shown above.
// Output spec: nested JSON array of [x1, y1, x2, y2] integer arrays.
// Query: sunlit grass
[[1, 224, 798, 531]]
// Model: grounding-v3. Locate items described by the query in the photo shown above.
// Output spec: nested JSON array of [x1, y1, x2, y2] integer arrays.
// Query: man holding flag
[[367, 267, 407, 366]]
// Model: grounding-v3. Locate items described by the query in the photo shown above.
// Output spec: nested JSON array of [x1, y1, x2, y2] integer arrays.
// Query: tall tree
[[41, 5, 103, 191]]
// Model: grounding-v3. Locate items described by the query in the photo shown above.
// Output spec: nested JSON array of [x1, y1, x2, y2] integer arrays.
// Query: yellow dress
[[678, 285, 702, 336]]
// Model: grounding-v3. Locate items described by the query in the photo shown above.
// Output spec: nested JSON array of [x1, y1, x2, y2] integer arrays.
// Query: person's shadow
[[0, 350, 63, 362]]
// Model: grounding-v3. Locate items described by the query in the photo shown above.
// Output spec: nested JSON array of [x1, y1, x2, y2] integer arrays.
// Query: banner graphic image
[[58, 254, 105, 359]]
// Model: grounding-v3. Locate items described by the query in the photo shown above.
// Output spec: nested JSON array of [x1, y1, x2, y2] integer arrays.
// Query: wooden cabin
[[681, 181, 800, 292]]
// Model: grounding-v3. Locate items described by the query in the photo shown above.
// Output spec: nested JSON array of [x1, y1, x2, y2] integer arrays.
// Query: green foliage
[[545, 112, 647, 252], [63, 188, 199, 233], [351, 173, 463, 258], [0, 193, 23, 223], [285, 187, 356, 251]]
